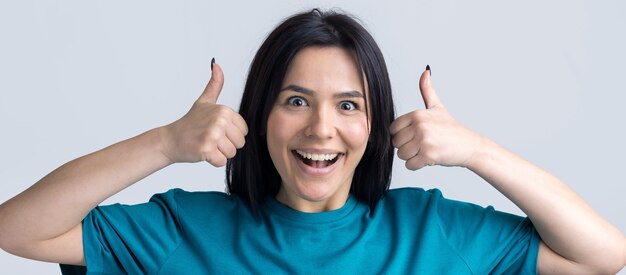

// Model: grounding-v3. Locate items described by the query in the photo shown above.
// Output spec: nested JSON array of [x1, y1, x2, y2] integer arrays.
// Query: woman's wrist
[[462, 135, 497, 173], [151, 125, 177, 166]]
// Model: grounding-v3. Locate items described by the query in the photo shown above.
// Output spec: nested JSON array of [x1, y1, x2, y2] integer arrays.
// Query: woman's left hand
[[389, 67, 485, 170]]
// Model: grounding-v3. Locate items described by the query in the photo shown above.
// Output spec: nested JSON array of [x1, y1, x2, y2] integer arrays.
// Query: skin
[[0, 46, 624, 272], [391, 70, 626, 273], [0, 63, 246, 265], [268, 46, 369, 213]]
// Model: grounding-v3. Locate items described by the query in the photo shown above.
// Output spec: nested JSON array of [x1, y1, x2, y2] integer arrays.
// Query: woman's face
[[267, 46, 370, 212]]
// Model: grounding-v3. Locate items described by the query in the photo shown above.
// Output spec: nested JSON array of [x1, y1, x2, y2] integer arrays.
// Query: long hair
[[226, 9, 395, 212]]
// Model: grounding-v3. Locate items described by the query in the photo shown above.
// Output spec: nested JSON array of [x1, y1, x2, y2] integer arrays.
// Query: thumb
[[197, 58, 224, 104], [419, 65, 443, 109]]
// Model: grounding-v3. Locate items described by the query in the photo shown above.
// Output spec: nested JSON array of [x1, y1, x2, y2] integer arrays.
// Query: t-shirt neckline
[[264, 194, 358, 224]]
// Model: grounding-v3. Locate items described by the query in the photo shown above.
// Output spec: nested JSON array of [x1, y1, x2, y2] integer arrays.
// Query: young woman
[[1, 9, 625, 274]]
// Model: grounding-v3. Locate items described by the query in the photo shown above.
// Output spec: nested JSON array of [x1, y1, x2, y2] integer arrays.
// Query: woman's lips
[[291, 150, 343, 175], [295, 149, 339, 162]]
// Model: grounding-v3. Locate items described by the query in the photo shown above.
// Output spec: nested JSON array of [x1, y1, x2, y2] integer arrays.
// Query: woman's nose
[[304, 107, 337, 139]]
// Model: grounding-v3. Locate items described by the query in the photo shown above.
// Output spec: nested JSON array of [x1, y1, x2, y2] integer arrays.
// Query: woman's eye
[[339, 101, 357, 111], [287, 96, 308, 107]]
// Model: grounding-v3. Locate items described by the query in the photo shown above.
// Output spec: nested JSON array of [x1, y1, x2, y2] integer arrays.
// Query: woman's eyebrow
[[280, 84, 364, 99], [281, 84, 314, 96]]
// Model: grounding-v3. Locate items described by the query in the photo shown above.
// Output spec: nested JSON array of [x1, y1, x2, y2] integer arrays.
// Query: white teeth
[[296, 150, 339, 161]]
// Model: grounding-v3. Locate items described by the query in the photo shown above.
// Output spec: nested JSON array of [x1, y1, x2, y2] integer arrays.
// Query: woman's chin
[[298, 191, 330, 203], [295, 182, 341, 201]]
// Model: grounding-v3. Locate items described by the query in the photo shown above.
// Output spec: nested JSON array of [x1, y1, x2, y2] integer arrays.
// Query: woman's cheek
[[339, 118, 370, 149], [266, 112, 290, 153]]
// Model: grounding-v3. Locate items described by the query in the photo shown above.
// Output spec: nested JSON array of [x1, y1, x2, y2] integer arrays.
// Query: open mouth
[[292, 150, 342, 168]]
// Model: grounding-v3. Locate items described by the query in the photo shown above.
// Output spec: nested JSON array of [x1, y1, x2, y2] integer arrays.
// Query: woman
[[0, 9, 625, 274]]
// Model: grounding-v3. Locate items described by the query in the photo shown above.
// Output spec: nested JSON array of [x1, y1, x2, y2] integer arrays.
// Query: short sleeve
[[434, 190, 541, 274], [82, 189, 184, 274]]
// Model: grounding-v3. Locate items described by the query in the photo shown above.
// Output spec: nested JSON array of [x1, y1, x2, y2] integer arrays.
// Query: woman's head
[[226, 9, 394, 211], [267, 46, 371, 212]]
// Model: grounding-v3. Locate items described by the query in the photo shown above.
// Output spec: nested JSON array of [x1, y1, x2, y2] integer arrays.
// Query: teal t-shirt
[[82, 187, 540, 274]]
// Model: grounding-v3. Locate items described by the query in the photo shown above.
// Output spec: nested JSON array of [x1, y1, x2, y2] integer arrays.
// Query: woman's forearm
[[0, 127, 172, 247], [466, 136, 626, 272], [0, 65, 244, 262]]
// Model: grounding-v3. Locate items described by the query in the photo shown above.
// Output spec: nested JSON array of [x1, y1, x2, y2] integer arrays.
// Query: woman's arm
[[0, 63, 247, 265], [390, 68, 626, 274], [0, 127, 171, 265], [467, 136, 626, 274]]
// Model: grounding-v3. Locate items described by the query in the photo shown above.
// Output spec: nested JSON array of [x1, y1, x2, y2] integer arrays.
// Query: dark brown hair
[[226, 9, 395, 212]]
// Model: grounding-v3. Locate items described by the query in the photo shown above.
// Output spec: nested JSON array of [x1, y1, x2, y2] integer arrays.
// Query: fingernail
[[211, 57, 215, 71], [426, 64, 431, 76]]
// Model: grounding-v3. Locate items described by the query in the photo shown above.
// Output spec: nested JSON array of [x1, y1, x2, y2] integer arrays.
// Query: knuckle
[[217, 105, 234, 114], [397, 149, 410, 160], [405, 160, 418, 171], [234, 136, 246, 149], [199, 147, 214, 159], [392, 132, 410, 146], [209, 105, 229, 117], [224, 146, 236, 158], [227, 151, 236, 159], [212, 117, 228, 129], [213, 107, 229, 118], [411, 111, 425, 121], [391, 137, 400, 148], [391, 141, 399, 149], [208, 155, 227, 167], [207, 128, 224, 141]]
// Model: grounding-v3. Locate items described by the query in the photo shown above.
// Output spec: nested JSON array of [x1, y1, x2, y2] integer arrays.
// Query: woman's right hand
[[0, 61, 247, 265], [159, 62, 248, 167]]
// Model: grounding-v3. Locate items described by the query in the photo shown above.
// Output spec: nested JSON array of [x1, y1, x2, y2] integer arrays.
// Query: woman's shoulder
[[384, 187, 445, 201], [149, 188, 231, 200], [376, 187, 447, 216], [383, 187, 523, 223], [382, 187, 489, 214], [147, 188, 240, 210]]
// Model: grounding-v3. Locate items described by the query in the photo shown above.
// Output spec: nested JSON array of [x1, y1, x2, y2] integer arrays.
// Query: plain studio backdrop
[[1, 1, 625, 273]]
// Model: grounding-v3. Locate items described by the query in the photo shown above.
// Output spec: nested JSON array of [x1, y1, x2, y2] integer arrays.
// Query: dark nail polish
[[211, 57, 215, 71], [426, 65, 431, 76]]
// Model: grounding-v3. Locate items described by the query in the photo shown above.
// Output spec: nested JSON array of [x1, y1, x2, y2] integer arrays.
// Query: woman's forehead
[[281, 46, 369, 97]]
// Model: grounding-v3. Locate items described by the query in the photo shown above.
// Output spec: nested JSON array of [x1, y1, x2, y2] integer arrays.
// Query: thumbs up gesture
[[389, 67, 483, 170], [159, 61, 248, 167]]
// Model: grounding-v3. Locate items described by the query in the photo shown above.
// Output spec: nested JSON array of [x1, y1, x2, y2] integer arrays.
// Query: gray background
[[1, 0, 624, 273]]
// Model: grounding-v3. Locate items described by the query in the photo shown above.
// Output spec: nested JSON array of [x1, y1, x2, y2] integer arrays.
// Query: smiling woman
[[227, 10, 395, 215], [268, 47, 371, 212], [0, 8, 625, 275]]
